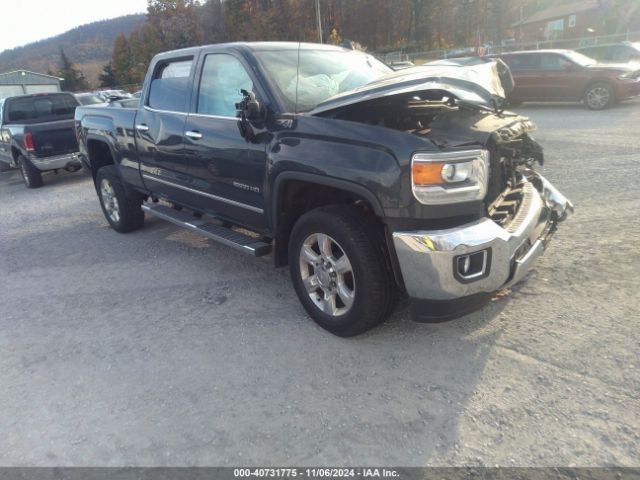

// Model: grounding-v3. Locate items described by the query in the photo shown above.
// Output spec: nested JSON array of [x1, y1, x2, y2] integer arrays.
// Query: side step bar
[[141, 204, 272, 257]]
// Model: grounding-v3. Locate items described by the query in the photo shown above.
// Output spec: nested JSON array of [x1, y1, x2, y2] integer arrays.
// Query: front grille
[[484, 149, 510, 209], [487, 181, 529, 229]]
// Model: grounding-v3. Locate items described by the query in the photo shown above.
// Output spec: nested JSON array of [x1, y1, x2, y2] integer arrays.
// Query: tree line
[[103, 0, 530, 88], [53, 0, 639, 90]]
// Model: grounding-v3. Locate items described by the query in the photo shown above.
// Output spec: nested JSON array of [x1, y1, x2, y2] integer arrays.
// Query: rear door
[[503, 53, 542, 100], [137, 56, 199, 206], [182, 51, 268, 229]]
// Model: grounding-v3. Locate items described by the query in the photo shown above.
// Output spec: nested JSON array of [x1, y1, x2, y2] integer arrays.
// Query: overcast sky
[[1, 0, 149, 51]]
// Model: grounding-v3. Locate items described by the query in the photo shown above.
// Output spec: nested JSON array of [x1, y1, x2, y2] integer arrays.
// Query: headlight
[[411, 149, 489, 205]]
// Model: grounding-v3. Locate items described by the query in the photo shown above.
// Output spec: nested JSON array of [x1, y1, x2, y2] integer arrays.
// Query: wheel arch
[[583, 79, 617, 102], [270, 172, 386, 268], [10, 146, 22, 164], [85, 135, 119, 183]]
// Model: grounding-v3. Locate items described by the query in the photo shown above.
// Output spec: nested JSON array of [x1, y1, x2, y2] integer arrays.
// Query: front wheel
[[288, 205, 396, 337], [96, 165, 144, 233], [585, 82, 615, 110]]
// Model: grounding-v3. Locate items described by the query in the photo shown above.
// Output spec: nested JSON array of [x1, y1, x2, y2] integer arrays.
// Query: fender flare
[[84, 133, 124, 179], [270, 171, 385, 230]]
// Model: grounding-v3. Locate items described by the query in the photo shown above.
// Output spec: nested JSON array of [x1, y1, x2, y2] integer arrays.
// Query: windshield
[[254, 49, 392, 112], [5, 94, 78, 124], [564, 50, 596, 66]]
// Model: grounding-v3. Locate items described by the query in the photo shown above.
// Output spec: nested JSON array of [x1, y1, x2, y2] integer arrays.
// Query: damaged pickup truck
[[75, 42, 573, 336]]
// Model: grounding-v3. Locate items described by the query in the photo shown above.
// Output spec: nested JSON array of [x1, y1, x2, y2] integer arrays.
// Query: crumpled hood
[[310, 61, 507, 115]]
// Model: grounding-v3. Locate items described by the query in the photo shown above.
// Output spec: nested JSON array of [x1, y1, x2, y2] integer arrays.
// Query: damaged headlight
[[411, 149, 489, 205]]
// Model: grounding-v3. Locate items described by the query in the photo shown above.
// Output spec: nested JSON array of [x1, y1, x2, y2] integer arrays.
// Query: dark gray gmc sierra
[[74, 42, 573, 336]]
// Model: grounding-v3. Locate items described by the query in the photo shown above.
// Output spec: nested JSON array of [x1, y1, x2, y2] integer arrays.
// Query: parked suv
[[494, 49, 640, 109]]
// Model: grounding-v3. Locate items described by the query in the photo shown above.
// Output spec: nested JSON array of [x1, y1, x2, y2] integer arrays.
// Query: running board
[[141, 204, 272, 257]]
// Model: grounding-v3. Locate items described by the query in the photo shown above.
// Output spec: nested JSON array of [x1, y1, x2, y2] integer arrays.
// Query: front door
[[537, 53, 575, 100], [183, 52, 268, 229]]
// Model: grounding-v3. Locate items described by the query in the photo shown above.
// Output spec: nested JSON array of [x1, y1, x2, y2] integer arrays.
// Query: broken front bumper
[[392, 170, 573, 313]]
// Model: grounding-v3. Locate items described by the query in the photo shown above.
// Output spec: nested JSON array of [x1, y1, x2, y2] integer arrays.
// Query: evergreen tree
[[98, 62, 117, 88], [57, 48, 89, 92]]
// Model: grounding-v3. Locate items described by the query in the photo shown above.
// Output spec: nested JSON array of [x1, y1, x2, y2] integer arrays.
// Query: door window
[[148, 58, 193, 112], [503, 54, 540, 71], [540, 54, 573, 71], [197, 54, 255, 117]]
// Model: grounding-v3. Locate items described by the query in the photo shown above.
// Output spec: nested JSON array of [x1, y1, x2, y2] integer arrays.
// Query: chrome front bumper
[[392, 170, 573, 301], [29, 152, 82, 172]]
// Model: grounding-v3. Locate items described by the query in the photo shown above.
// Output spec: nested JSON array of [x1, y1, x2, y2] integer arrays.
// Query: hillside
[[0, 14, 146, 87]]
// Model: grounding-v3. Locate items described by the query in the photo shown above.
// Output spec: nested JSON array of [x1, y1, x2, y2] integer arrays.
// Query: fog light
[[455, 249, 490, 282], [461, 255, 471, 274]]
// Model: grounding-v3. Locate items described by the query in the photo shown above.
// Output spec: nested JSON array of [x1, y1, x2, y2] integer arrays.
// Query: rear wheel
[[584, 82, 615, 110], [288, 205, 396, 337], [96, 165, 144, 233], [18, 155, 43, 188]]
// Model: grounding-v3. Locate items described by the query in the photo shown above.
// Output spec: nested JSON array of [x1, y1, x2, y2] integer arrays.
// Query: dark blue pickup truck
[[74, 42, 573, 336], [0, 93, 81, 187]]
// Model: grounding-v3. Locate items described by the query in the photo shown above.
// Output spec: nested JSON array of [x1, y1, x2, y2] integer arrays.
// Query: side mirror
[[236, 89, 262, 121], [236, 89, 263, 142]]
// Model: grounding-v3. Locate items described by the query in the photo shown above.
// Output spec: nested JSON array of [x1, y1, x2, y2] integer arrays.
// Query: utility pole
[[316, 0, 323, 43]]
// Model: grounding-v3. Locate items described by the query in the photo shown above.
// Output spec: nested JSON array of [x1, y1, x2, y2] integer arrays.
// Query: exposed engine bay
[[318, 89, 546, 228]]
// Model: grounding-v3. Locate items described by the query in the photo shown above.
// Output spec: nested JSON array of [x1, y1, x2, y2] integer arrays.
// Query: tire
[[18, 155, 43, 188], [96, 165, 144, 233], [0, 161, 11, 172], [584, 82, 615, 110], [288, 205, 396, 337]]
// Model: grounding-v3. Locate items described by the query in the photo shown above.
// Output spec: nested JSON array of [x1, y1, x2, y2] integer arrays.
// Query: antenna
[[295, 42, 301, 114], [315, 0, 323, 43]]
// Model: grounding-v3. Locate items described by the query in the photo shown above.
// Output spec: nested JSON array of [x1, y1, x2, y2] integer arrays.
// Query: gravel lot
[[0, 100, 639, 467]]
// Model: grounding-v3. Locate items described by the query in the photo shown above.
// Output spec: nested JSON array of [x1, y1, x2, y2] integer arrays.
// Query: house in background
[[513, 0, 627, 43], [0, 70, 62, 100]]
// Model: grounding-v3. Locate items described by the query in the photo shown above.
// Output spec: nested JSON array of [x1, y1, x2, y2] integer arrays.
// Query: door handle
[[185, 130, 203, 140], [135, 124, 149, 132]]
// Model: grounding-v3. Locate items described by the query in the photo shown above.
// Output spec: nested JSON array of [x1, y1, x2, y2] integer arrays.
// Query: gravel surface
[[0, 100, 639, 467]]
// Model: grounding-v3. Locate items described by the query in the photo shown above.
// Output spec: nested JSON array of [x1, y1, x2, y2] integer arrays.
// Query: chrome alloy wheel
[[299, 233, 355, 316], [586, 86, 610, 109], [100, 178, 120, 223]]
